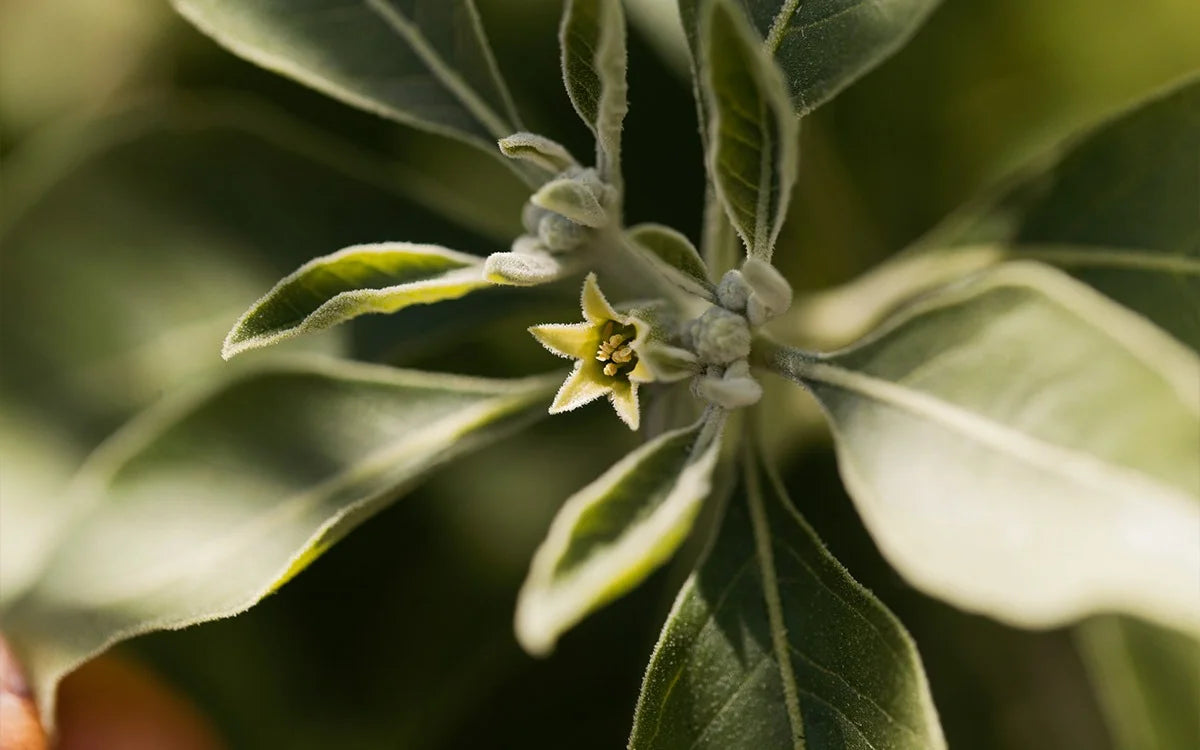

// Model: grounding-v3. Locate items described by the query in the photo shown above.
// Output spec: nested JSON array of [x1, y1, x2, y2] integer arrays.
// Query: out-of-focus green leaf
[[1078, 617, 1200, 750], [680, 0, 942, 115], [794, 77, 1200, 351], [1, 356, 558, 721], [939, 76, 1200, 351], [515, 416, 723, 656], [559, 0, 628, 186], [698, 0, 797, 262], [222, 243, 490, 359], [170, 0, 526, 166], [0, 104, 432, 437], [768, 262, 1200, 636], [0, 405, 84, 605], [625, 223, 715, 300], [630, 447, 945, 749]]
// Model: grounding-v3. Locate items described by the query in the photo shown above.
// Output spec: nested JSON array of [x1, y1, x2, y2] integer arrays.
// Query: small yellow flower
[[529, 273, 653, 429]]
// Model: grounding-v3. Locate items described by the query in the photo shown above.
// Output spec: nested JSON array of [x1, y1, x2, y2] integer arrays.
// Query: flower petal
[[551, 364, 611, 413], [608, 380, 641, 430], [529, 322, 595, 360], [580, 272, 619, 324]]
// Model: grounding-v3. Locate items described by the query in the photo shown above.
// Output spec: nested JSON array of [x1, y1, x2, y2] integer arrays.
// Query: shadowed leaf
[[1, 357, 558, 722], [630, 447, 946, 749], [770, 262, 1200, 635]]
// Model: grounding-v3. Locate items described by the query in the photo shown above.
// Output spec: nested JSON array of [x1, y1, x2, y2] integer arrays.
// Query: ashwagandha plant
[[2, 0, 1197, 746]]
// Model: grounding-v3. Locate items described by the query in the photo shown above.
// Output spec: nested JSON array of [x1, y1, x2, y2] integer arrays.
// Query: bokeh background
[[2, 0, 1197, 747]]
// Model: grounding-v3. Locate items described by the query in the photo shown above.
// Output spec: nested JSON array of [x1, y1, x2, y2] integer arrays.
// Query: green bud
[[716, 270, 751, 312], [692, 307, 751, 364], [539, 212, 588, 253]]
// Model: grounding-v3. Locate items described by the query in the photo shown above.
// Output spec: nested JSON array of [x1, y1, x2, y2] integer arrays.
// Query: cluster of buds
[[503, 133, 794, 425], [684, 258, 793, 409], [484, 134, 619, 287]]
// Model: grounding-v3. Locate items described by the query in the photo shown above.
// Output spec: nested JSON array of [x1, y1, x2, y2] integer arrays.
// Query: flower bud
[[716, 269, 751, 312], [692, 307, 751, 364], [538, 213, 587, 253], [522, 202, 551, 235], [741, 258, 793, 324], [692, 359, 762, 408]]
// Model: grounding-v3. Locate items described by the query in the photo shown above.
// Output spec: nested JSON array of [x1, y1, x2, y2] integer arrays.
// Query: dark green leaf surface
[[560, 0, 629, 185], [798, 78, 1200, 354], [1079, 617, 1200, 750], [770, 262, 1200, 636], [699, 0, 797, 261], [515, 416, 722, 656], [938, 76, 1200, 352], [172, 0, 522, 156], [680, 0, 943, 115], [223, 243, 490, 359], [630, 448, 945, 749], [625, 223, 715, 299], [1, 357, 558, 721]]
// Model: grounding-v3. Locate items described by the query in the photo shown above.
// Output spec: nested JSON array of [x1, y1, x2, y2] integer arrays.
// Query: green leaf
[[1078, 617, 1200, 750], [767, 262, 1200, 635], [629, 446, 946, 749], [798, 78, 1200, 354], [680, 0, 943, 115], [935, 76, 1200, 352], [171, 0, 523, 164], [222, 243, 490, 359], [497, 132, 579, 175], [0, 405, 83, 605], [699, 0, 798, 262], [0, 103, 438, 435], [625, 223, 715, 300], [560, 0, 629, 187], [515, 415, 723, 656], [1, 356, 558, 720], [530, 178, 609, 228]]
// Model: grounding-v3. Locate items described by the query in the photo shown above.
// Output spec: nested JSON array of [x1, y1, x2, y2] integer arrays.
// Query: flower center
[[596, 321, 638, 378]]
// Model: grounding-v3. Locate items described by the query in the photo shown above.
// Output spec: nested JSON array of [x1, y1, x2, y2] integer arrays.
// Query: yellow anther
[[611, 346, 633, 363], [602, 321, 614, 338], [603, 362, 619, 377], [608, 334, 626, 347]]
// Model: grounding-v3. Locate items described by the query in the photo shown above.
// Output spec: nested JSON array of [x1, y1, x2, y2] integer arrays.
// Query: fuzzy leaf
[[769, 262, 1200, 635], [530, 178, 609, 228], [560, 0, 629, 186], [798, 78, 1200, 351], [626, 223, 715, 299], [680, 0, 942, 115], [515, 416, 723, 655], [1078, 617, 1200, 750], [171, 0, 524, 166], [222, 243, 489, 359], [699, 0, 798, 262], [1, 356, 558, 721], [498, 132, 578, 175], [484, 248, 568, 286], [630, 449, 946, 749]]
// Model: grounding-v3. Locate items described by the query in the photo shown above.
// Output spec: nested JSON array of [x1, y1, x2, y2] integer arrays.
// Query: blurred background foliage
[[1, 0, 1197, 747]]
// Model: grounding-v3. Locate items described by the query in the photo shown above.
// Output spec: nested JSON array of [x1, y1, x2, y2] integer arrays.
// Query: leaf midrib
[[792, 358, 1197, 503], [744, 455, 806, 749], [31, 388, 543, 608], [361, 0, 511, 140]]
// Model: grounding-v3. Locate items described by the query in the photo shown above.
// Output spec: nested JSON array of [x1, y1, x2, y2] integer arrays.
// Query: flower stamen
[[594, 324, 638, 378]]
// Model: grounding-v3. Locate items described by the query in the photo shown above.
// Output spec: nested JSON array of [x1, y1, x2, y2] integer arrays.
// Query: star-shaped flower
[[529, 273, 653, 429]]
